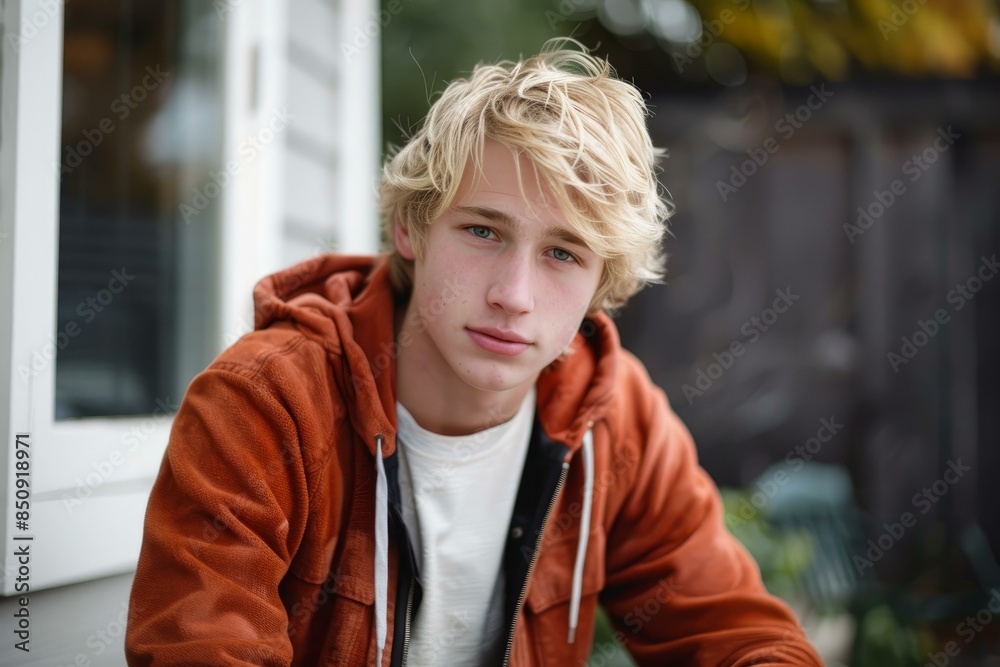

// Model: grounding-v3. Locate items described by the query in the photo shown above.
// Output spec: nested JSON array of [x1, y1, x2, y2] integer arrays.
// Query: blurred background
[[1, 0, 998, 665]]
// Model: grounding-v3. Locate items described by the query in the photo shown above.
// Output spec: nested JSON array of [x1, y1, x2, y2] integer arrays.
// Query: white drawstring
[[374, 428, 596, 654], [374, 435, 389, 666], [567, 426, 594, 643]]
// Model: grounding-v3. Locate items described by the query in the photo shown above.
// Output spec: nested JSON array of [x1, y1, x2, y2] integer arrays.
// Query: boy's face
[[396, 139, 604, 398]]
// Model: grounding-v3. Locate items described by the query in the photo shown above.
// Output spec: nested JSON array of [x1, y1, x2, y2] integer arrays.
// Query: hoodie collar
[[252, 253, 619, 456]]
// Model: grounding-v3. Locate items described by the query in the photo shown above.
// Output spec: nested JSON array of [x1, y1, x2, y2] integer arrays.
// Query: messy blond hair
[[378, 39, 671, 313]]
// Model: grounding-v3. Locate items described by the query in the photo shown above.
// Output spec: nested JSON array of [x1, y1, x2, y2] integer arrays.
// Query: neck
[[393, 300, 536, 436]]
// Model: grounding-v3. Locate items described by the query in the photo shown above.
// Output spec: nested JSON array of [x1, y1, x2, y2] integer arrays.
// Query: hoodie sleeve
[[599, 367, 823, 666], [126, 362, 310, 667]]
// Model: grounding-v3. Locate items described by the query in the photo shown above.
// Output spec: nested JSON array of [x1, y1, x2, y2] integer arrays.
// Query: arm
[[600, 368, 822, 666], [126, 361, 310, 666]]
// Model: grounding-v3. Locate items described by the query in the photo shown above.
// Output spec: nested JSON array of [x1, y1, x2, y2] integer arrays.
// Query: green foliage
[[380, 0, 582, 153], [853, 604, 933, 667], [720, 488, 816, 603], [590, 606, 637, 666]]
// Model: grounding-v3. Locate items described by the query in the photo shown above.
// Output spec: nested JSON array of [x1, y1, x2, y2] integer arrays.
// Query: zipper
[[386, 445, 416, 667], [501, 460, 570, 667], [401, 578, 414, 666]]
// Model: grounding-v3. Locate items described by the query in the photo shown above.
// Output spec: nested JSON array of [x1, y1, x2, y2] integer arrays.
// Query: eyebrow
[[456, 205, 591, 250]]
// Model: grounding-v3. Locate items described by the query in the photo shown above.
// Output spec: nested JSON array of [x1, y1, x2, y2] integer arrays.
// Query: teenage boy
[[126, 43, 823, 666]]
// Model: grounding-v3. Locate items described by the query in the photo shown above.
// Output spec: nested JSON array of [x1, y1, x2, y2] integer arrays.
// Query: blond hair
[[378, 39, 671, 313]]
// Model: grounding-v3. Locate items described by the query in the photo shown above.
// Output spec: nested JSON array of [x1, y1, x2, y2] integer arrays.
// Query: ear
[[394, 219, 416, 260]]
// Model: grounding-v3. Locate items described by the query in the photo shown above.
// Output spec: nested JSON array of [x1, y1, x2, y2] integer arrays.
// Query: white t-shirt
[[395, 387, 535, 666]]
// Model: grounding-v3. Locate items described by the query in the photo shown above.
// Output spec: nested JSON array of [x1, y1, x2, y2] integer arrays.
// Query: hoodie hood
[[253, 253, 399, 457], [251, 253, 620, 457]]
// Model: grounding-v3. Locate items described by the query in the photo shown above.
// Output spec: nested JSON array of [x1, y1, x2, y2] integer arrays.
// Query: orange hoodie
[[125, 253, 823, 666]]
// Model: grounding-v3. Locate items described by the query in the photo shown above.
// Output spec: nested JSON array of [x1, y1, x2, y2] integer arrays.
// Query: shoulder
[[182, 323, 348, 468], [605, 347, 679, 427], [211, 322, 330, 387], [601, 346, 696, 472]]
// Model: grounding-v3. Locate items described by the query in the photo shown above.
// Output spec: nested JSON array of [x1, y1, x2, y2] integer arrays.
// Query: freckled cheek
[[434, 244, 477, 275], [537, 295, 591, 348], [541, 278, 593, 313]]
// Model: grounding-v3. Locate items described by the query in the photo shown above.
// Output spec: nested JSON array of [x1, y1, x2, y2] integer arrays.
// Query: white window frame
[[0, 0, 327, 593]]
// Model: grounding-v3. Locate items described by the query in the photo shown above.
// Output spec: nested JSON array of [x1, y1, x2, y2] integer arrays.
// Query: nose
[[487, 252, 535, 315]]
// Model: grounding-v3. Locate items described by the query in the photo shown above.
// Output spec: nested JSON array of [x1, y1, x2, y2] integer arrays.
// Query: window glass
[[56, 2, 223, 419]]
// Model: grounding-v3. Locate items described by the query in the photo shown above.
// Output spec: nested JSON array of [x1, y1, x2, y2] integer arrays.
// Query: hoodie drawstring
[[567, 426, 594, 643], [372, 426, 596, 657], [374, 435, 389, 667]]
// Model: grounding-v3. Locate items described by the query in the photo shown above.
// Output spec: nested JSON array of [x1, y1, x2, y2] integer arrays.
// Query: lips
[[466, 327, 532, 356], [469, 327, 530, 344]]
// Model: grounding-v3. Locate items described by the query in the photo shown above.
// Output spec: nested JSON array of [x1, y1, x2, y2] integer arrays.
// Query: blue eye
[[469, 226, 493, 239], [551, 248, 575, 263]]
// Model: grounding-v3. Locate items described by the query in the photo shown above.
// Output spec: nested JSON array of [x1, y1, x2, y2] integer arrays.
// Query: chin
[[457, 362, 533, 394]]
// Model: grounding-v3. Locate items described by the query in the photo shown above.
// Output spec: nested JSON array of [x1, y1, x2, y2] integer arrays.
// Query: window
[[56, 1, 223, 420], [1, 0, 378, 594]]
